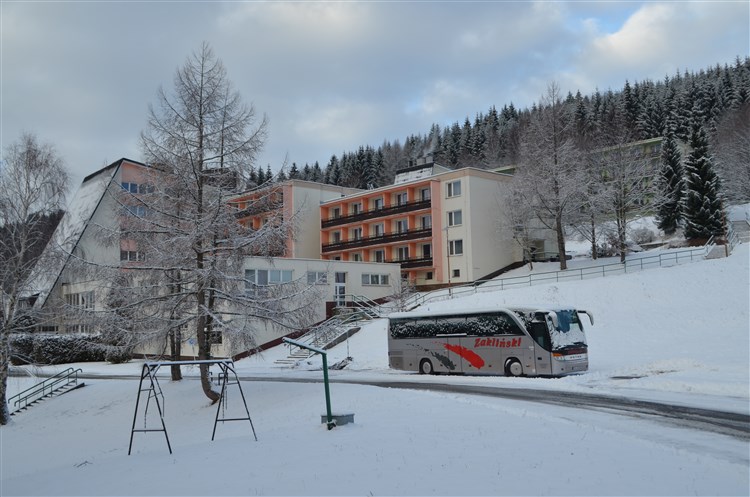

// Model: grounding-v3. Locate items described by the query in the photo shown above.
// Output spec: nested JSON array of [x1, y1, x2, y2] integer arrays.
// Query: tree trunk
[[196, 290, 219, 403], [169, 324, 182, 381], [0, 331, 11, 425], [556, 214, 568, 270], [590, 215, 598, 260]]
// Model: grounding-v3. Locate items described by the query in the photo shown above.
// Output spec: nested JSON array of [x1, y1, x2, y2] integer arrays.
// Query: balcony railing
[[322, 227, 432, 252], [387, 256, 434, 269], [322, 199, 432, 228], [235, 198, 284, 218]]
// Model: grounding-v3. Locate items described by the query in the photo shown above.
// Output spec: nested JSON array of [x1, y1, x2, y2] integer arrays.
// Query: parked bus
[[387, 307, 593, 377]]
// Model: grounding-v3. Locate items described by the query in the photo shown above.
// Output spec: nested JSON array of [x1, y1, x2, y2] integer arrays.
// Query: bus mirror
[[579, 310, 594, 326], [548, 312, 559, 329]]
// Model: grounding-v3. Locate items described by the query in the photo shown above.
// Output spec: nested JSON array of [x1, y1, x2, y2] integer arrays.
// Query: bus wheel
[[505, 358, 523, 377], [419, 359, 434, 375]]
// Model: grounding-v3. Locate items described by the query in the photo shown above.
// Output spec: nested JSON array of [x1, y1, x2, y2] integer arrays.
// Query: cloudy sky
[[2, 1, 748, 189]]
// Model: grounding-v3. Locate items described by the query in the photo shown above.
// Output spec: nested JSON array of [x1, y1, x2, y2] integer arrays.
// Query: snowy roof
[[27, 159, 122, 307]]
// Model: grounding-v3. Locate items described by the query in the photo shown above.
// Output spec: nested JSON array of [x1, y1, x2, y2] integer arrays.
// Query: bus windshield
[[549, 310, 586, 351]]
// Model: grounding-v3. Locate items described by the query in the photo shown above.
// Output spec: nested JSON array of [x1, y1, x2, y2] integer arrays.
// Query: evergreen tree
[[288, 162, 299, 179], [256, 165, 266, 185], [311, 161, 323, 182], [682, 123, 725, 239], [655, 133, 685, 235], [265, 164, 273, 183]]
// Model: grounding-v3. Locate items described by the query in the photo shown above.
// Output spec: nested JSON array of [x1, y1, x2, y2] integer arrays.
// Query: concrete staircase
[[274, 296, 390, 366]]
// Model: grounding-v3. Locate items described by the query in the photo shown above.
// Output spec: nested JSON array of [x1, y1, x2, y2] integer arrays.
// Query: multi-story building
[[30, 159, 401, 358], [319, 159, 540, 288], [231, 179, 360, 259]]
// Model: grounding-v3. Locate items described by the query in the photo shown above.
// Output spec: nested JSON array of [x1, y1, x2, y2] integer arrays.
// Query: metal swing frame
[[128, 359, 257, 455]]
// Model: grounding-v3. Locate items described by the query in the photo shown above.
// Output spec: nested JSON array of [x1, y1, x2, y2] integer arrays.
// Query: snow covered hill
[[2, 241, 748, 496]]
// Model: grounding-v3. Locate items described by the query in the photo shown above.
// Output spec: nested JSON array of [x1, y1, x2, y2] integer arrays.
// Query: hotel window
[[351, 202, 362, 215], [245, 269, 293, 292], [351, 227, 362, 240], [396, 246, 409, 261], [331, 207, 341, 219], [395, 219, 408, 233], [361, 273, 390, 286], [449, 239, 464, 256], [373, 223, 384, 237], [420, 215, 432, 229], [420, 187, 431, 201], [396, 192, 408, 205], [422, 244, 432, 258], [352, 253, 362, 262], [453, 269, 461, 278], [373, 197, 383, 210], [123, 205, 148, 217], [332, 231, 341, 243], [447, 180, 461, 198], [306, 271, 328, 284], [447, 209, 463, 226], [373, 249, 385, 263], [120, 250, 145, 262]]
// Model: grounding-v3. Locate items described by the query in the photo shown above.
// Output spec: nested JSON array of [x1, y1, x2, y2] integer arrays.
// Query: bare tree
[[591, 133, 655, 262], [499, 183, 540, 270], [0, 132, 69, 425], [711, 102, 750, 203], [515, 83, 586, 270], [95, 42, 317, 402]]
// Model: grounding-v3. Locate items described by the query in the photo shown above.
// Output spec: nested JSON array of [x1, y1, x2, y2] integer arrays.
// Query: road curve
[[241, 375, 750, 441], [20, 369, 749, 440]]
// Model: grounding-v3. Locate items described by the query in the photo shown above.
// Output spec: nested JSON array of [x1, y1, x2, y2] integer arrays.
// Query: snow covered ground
[[2, 242, 749, 496]]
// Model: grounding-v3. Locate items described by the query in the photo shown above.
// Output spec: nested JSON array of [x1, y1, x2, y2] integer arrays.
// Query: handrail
[[8, 367, 83, 412], [405, 243, 715, 310]]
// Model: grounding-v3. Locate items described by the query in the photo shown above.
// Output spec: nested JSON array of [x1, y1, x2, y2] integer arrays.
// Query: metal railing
[[8, 367, 83, 413], [322, 227, 432, 252], [403, 243, 716, 310], [322, 199, 432, 228]]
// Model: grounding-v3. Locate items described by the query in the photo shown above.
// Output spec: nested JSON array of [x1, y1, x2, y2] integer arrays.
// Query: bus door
[[436, 334, 466, 374], [527, 320, 553, 375]]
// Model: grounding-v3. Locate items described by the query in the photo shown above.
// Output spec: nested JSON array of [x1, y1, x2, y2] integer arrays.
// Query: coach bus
[[387, 306, 593, 377]]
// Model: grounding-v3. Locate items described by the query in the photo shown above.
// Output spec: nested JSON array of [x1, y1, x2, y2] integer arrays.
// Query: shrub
[[9, 333, 114, 365], [631, 227, 655, 245]]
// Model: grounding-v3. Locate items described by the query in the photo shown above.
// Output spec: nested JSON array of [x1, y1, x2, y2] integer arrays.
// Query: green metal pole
[[321, 354, 334, 430]]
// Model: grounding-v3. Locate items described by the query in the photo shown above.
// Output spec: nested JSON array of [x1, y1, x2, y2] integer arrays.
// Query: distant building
[[230, 179, 360, 259], [319, 158, 546, 288]]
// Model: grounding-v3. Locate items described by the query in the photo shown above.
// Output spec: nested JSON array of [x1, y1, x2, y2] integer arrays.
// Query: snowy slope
[[2, 242, 748, 496]]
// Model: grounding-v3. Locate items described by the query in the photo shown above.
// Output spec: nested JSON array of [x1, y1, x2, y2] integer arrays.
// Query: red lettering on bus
[[443, 344, 485, 369], [474, 337, 522, 348]]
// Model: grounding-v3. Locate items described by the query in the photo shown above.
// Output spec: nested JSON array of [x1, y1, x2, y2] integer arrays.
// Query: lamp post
[[444, 226, 452, 296]]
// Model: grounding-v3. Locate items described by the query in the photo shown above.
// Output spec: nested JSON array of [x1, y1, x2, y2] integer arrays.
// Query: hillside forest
[[270, 57, 748, 206]]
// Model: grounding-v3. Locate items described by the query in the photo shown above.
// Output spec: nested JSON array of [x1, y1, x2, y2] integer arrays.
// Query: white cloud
[[573, 1, 749, 91]]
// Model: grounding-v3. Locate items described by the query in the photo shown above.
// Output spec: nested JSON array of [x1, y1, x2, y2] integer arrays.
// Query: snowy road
[[14, 369, 749, 441]]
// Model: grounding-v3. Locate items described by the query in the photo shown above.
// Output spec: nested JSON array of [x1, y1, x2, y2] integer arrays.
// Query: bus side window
[[528, 322, 551, 351]]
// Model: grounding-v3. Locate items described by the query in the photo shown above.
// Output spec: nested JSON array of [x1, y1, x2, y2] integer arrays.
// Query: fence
[[405, 243, 714, 309]]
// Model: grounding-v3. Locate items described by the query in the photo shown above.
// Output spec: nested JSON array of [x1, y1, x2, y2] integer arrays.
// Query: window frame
[[447, 180, 462, 198], [447, 209, 463, 227], [449, 239, 464, 256]]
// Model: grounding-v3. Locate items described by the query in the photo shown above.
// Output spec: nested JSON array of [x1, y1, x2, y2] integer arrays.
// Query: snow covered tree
[[128, 43, 315, 401], [711, 102, 750, 202], [594, 130, 656, 262], [0, 132, 69, 425], [515, 82, 586, 270], [683, 123, 726, 240], [655, 133, 685, 235]]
